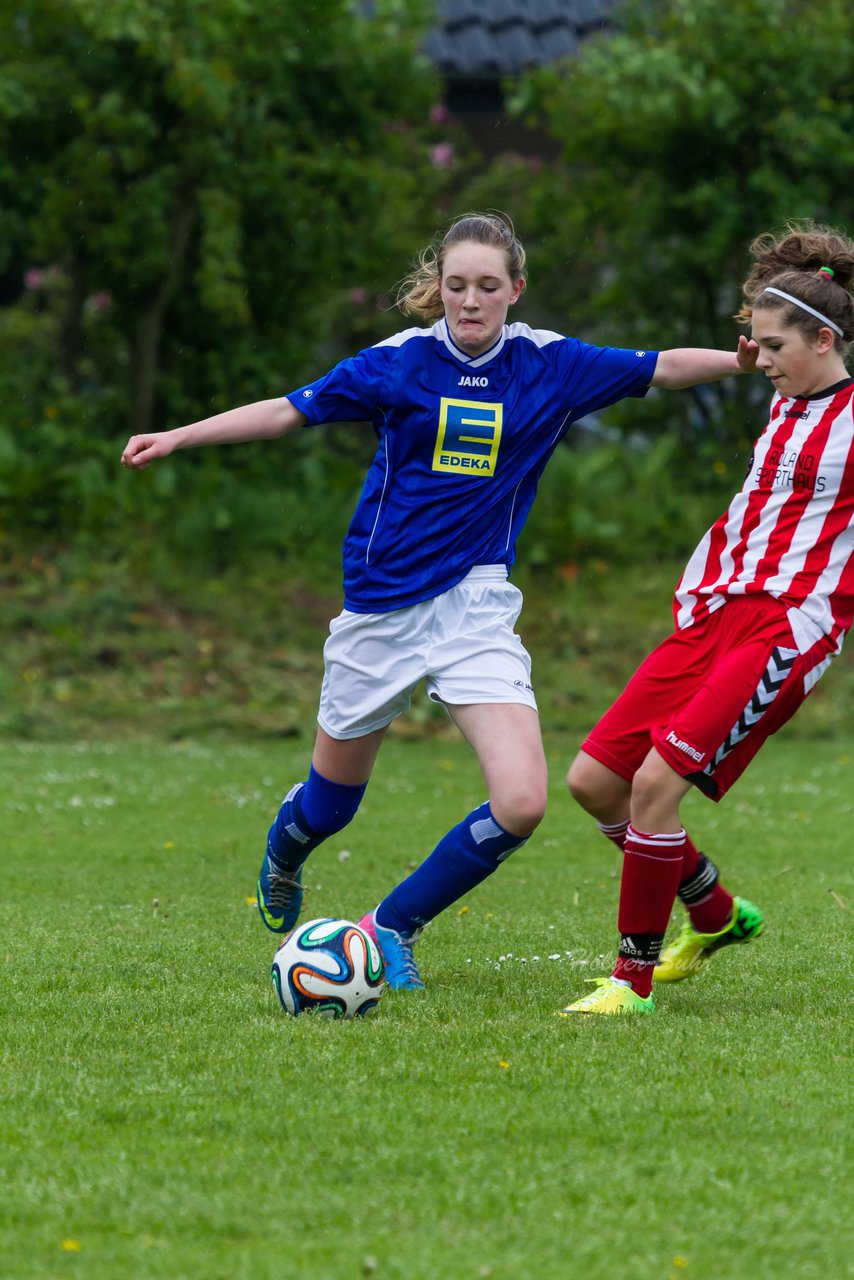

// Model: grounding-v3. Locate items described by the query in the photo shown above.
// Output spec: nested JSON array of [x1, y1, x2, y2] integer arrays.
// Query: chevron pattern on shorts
[[704, 645, 799, 776]]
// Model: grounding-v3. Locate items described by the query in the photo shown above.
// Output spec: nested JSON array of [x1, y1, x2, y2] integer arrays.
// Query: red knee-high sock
[[612, 825, 685, 997], [679, 835, 734, 934], [596, 818, 630, 852]]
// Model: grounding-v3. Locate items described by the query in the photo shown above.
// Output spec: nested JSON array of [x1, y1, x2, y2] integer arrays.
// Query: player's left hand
[[736, 334, 759, 373]]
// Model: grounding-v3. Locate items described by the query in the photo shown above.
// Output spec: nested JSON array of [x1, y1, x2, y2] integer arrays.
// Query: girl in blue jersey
[[121, 212, 758, 989]]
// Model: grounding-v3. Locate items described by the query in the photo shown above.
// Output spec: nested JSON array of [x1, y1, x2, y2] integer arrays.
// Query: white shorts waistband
[[460, 564, 509, 584]]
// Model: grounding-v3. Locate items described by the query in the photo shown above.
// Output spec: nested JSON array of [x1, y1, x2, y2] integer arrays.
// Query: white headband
[[761, 286, 843, 337]]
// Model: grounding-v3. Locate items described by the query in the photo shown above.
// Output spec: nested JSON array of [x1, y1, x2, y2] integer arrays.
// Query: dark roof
[[424, 0, 616, 79]]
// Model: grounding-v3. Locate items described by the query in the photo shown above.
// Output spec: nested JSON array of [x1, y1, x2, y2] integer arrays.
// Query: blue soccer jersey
[[287, 319, 658, 612]]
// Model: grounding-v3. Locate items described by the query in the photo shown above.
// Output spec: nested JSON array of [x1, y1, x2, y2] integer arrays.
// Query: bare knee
[[630, 750, 690, 832], [630, 756, 662, 809], [567, 751, 630, 821], [491, 778, 548, 837], [566, 753, 598, 808]]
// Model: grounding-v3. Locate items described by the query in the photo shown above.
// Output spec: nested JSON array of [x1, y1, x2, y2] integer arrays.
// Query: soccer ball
[[271, 917, 385, 1019]]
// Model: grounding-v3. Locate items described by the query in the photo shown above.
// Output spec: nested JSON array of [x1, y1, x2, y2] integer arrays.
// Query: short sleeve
[[286, 346, 394, 426]]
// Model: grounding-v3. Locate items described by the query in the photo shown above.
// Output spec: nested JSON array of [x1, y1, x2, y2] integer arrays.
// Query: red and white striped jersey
[[674, 378, 854, 665]]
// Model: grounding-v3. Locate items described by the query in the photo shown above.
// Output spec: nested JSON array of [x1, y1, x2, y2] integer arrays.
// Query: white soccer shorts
[[318, 565, 537, 740]]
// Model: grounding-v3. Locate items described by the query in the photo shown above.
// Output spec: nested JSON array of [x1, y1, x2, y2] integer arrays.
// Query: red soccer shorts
[[581, 595, 826, 801]]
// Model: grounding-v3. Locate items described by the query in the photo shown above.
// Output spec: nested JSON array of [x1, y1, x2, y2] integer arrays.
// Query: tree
[[0, 0, 471, 551], [504, 0, 854, 450], [435, 0, 854, 569], [0, 0, 446, 438]]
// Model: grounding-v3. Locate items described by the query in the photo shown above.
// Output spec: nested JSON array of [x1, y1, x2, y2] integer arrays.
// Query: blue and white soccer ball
[[271, 917, 385, 1019]]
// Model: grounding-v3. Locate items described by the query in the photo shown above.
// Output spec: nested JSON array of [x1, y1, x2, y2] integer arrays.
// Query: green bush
[[517, 429, 736, 575]]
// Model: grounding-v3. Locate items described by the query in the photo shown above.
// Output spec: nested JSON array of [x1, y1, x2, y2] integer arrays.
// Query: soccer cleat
[[357, 910, 424, 990], [653, 896, 765, 983], [558, 976, 655, 1016], [257, 855, 304, 934]]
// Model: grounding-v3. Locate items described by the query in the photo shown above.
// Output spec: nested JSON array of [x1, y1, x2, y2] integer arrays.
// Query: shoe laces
[[575, 977, 617, 1008], [265, 867, 303, 910], [378, 926, 422, 984], [393, 944, 420, 984]]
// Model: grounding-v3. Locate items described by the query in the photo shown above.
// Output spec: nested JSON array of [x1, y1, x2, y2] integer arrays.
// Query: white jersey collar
[[437, 318, 508, 368]]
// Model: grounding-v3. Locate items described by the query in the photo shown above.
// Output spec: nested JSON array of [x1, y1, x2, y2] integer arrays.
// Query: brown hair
[[737, 220, 854, 344], [396, 211, 527, 320]]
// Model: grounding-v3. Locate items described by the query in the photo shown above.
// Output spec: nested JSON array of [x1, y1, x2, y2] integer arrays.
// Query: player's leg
[[650, 616, 818, 980], [566, 749, 632, 852], [562, 607, 804, 1012], [640, 620, 811, 982], [561, 747, 697, 1014], [451, 700, 548, 835], [565, 623, 703, 869], [568, 750, 710, 961], [566, 738, 763, 1009], [259, 601, 423, 934], [566, 747, 727, 963], [561, 610, 758, 1014], [359, 567, 548, 988], [646, 746, 764, 984], [258, 726, 387, 933], [361, 704, 546, 988], [615, 747, 694, 994], [567, 749, 730, 966]]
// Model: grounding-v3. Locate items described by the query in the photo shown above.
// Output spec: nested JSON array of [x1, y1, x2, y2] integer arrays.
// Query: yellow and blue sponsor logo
[[432, 398, 502, 476]]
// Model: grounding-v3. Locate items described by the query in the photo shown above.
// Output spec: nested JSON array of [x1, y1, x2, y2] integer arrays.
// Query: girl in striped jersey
[[562, 222, 854, 1015]]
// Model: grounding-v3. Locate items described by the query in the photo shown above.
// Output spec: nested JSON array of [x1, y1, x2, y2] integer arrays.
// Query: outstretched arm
[[651, 336, 758, 389], [120, 397, 307, 470]]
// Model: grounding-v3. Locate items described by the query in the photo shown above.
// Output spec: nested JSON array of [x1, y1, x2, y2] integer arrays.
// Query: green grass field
[[1, 731, 851, 1279]]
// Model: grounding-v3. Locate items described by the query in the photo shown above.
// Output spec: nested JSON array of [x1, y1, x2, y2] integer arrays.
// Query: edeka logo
[[432, 398, 502, 476]]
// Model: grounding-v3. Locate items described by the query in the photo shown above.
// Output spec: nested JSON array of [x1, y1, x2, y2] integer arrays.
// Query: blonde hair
[[396, 211, 527, 320], [737, 220, 854, 344]]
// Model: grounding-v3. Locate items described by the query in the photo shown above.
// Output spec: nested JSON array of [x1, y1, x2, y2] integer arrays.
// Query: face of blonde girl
[[439, 242, 524, 356], [752, 309, 847, 398]]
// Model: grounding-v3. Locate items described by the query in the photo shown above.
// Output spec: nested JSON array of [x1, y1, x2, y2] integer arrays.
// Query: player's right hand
[[736, 334, 760, 374], [121, 431, 177, 469]]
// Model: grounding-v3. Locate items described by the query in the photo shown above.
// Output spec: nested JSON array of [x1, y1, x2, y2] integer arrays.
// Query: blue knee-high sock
[[375, 802, 528, 937], [266, 765, 366, 871]]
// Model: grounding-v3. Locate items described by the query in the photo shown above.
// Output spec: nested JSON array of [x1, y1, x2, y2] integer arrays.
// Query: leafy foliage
[[500, 0, 854, 451], [0, 0, 455, 549], [4, 0, 854, 573]]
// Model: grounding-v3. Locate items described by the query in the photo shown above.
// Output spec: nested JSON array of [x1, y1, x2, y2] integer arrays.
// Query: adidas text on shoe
[[358, 911, 424, 990], [257, 855, 304, 933], [558, 976, 654, 1016], [653, 896, 765, 983]]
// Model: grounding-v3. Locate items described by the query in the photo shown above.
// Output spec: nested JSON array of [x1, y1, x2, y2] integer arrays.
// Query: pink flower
[[430, 143, 455, 169], [348, 287, 369, 307], [24, 269, 44, 290], [86, 292, 113, 313], [430, 103, 452, 125]]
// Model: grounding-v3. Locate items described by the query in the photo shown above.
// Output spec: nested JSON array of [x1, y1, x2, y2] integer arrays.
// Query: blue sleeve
[[285, 345, 393, 426], [561, 341, 659, 421]]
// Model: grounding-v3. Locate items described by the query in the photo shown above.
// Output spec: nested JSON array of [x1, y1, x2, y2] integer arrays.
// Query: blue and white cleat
[[357, 910, 424, 990], [257, 854, 304, 934]]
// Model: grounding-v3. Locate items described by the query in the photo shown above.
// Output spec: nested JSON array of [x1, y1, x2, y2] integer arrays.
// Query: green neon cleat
[[558, 976, 655, 1016], [257, 858, 304, 934], [653, 897, 765, 983]]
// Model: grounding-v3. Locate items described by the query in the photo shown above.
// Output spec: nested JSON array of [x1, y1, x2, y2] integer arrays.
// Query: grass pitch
[[1, 733, 851, 1279]]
